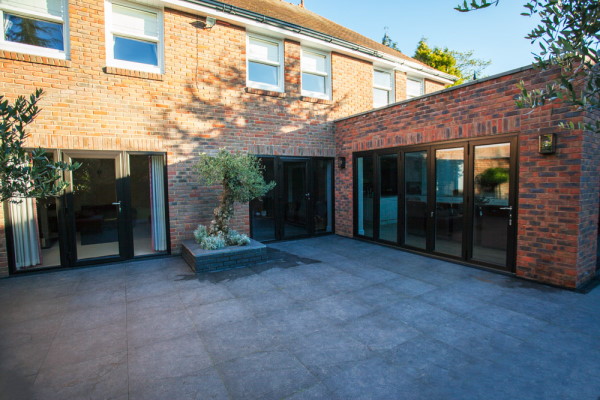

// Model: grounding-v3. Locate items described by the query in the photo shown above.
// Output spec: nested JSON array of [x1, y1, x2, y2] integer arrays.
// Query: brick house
[[0, 0, 450, 276], [0, 0, 598, 289]]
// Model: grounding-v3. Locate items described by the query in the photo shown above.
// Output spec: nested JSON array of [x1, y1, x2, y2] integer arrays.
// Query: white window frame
[[301, 47, 331, 100], [373, 68, 394, 108], [407, 76, 425, 99], [105, 0, 163, 74], [246, 33, 284, 92], [0, 0, 69, 59]]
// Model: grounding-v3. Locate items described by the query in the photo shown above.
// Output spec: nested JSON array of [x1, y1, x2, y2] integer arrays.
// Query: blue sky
[[303, 0, 541, 76]]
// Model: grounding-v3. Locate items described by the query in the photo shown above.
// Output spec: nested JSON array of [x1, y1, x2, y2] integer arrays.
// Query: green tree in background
[[381, 27, 401, 52], [413, 38, 491, 85], [456, 0, 599, 132]]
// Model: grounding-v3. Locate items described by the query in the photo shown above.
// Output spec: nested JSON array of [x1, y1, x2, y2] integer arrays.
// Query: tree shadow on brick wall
[[156, 59, 348, 243]]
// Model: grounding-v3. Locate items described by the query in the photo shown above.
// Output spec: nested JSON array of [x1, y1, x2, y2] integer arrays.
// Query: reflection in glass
[[472, 143, 511, 266], [251, 158, 276, 241], [249, 62, 278, 86], [283, 162, 309, 238], [379, 154, 398, 242], [302, 73, 326, 94], [4, 14, 64, 50], [130, 155, 167, 256], [435, 148, 464, 257], [314, 159, 333, 233], [114, 36, 158, 65], [357, 156, 374, 238], [73, 158, 119, 260], [405, 151, 428, 249]]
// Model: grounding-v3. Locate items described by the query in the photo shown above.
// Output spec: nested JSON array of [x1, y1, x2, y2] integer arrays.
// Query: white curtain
[[150, 156, 167, 252], [9, 198, 41, 270]]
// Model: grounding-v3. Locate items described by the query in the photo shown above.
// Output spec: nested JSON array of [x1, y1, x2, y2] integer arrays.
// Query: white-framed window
[[407, 77, 424, 99], [373, 69, 394, 108], [0, 0, 69, 59], [246, 34, 284, 92], [105, 1, 163, 74], [301, 48, 331, 99]]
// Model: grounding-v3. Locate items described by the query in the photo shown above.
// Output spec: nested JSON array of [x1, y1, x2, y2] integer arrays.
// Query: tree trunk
[[209, 180, 233, 236]]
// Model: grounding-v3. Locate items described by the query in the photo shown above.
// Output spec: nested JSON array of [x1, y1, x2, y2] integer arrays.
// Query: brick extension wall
[[334, 66, 600, 289], [0, 1, 446, 275]]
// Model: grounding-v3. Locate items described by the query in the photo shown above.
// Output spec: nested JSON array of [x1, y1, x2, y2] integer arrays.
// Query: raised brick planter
[[181, 239, 268, 273]]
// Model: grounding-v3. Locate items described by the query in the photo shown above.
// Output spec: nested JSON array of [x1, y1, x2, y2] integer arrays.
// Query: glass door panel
[[282, 161, 309, 238], [314, 159, 333, 233], [251, 158, 276, 241], [379, 154, 398, 242], [404, 151, 428, 249], [435, 147, 464, 257], [130, 155, 167, 256], [472, 143, 511, 266], [356, 156, 374, 238], [72, 158, 120, 261]]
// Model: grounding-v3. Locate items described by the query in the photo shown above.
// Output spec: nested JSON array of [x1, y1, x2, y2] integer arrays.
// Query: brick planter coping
[[181, 239, 268, 273]]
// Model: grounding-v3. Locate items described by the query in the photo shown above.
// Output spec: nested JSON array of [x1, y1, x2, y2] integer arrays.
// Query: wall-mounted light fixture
[[205, 16, 217, 29], [538, 133, 556, 154], [337, 156, 346, 169]]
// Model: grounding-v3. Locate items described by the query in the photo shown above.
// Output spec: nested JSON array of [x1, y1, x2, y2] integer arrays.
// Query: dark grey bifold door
[[469, 141, 516, 270]]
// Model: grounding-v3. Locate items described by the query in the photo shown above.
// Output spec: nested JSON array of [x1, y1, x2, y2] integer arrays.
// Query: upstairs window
[[302, 48, 330, 99], [247, 34, 284, 92], [0, 0, 68, 57], [106, 1, 162, 73], [373, 69, 393, 108], [407, 77, 424, 99]]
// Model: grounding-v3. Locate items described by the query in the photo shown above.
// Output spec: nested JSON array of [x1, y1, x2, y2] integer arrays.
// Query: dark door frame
[[352, 134, 519, 272], [250, 155, 335, 242], [5, 150, 170, 274]]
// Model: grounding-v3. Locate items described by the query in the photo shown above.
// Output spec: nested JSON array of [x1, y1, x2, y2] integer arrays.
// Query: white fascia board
[[161, 0, 455, 84]]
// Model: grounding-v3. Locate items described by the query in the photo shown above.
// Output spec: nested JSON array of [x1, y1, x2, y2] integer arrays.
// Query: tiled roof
[[212, 0, 437, 72]]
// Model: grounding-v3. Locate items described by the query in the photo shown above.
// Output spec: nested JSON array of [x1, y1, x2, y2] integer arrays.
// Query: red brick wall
[[334, 66, 599, 288]]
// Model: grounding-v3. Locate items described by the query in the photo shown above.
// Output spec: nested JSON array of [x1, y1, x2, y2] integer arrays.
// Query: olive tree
[[194, 149, 275, 248], [0, 89, 78, 202]]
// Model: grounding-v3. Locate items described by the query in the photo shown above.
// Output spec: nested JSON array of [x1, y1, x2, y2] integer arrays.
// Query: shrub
[[226, 230, 251, 246], [199, 234, 226, 250], [193, 224, 208, 243]]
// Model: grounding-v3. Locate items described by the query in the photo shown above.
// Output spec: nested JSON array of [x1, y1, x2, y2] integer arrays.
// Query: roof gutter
[[180, 0, 457, 82]]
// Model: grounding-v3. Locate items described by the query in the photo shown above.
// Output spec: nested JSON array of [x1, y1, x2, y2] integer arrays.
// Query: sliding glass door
[[354, 136, 517, 272]]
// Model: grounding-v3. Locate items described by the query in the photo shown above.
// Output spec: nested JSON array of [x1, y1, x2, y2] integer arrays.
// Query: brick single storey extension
[[0, 0, 598, 289], [335, 66, 600, 289]]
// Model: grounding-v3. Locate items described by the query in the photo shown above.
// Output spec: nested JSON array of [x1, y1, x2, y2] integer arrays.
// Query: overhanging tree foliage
[[456, 0, 600, 132], [0, 89, 78, 202], [413, 38, 491, 85]]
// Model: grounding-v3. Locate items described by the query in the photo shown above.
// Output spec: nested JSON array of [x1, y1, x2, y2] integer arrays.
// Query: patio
[[0, 235, 598, 400]]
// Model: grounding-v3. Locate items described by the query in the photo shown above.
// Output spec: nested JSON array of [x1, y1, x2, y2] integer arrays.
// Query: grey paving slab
[[0, 235, 598, 400]]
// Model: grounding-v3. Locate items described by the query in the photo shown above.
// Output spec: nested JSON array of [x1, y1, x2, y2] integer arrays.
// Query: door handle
[[305, 193, 311, 200], [499, 206, 513, 226], [112, 201, 122, 212]]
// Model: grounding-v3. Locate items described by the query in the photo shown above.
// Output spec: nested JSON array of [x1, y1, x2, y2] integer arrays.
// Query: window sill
[[0, 50, 70, 67], [300, 96, 333, 105], [103, 66, 163, 81], [245, 87, 287, 98]]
